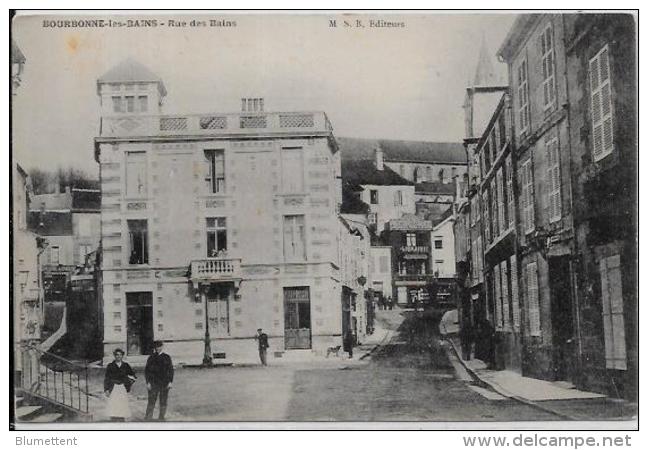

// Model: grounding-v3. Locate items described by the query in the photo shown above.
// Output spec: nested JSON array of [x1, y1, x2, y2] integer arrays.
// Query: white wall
[[430, 217, 456, 278]]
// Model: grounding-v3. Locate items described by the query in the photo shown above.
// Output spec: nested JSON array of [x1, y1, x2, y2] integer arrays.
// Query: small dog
[[326, 345, 341, 358]]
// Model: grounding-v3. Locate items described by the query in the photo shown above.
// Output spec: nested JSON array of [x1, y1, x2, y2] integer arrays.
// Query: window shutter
[[527, 262, 540, 336], [510, 255, 520, 332], [590, 45, 614, 161], [494, 265, 502, 330], [501, 262, 510, 331], [600, 255, 627, 370]]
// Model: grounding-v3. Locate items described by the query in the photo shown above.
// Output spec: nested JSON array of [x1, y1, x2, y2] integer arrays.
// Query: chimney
[[374, 144, 384, 171]]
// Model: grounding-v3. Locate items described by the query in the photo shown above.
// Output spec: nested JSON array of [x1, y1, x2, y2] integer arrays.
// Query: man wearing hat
[[144, 340, 174, 421], [255, 328, 269, 366]]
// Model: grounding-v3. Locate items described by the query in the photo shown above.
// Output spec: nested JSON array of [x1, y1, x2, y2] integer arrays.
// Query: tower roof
[[97, 58, 167, 96], [472, 36, 506, 87]]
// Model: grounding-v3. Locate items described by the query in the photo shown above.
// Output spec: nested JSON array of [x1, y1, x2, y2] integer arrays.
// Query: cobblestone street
[[85, 309, 567, 422]]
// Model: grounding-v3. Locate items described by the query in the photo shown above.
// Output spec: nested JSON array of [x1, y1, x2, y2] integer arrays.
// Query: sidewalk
[[442, 335, 637, 422]]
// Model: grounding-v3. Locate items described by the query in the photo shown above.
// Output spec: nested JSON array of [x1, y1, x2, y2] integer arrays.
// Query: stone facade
[[95, 61, 344, 364]]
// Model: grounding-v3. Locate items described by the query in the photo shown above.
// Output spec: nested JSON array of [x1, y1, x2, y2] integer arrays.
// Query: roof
[[27, 211, 73, 236], [497, 15, 542, 61], [342, 160, 414, 187], [415, 181, 456, 196], [433, 205, 455, 228], [98, 58, 167, 96], [72, 189, 101, 211], [472, 36, 507, 87], [340, 184, 370, 215], [338, 137, 465, 164], [387, 213, 432, 231]]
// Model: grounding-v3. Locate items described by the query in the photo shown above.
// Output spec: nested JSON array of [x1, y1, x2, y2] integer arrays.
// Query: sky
[[12, 12, 515, 175]]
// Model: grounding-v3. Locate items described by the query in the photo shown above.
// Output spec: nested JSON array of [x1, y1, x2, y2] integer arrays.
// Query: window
[[506, 156, 515, 228], [283, 215, 306, 261], [546, 137, 562, 222], [207, 284, 230, 336], [510, 255, 520, 332], [499, 115, 507, 149], [112, 96, 123, 113], [206, 217, 227, 257], [127, 220, 148, 265], [497, 168, 506, 232], [434, 260, 444, 274], [204, 150, 225, 194], [368, 212, 377, 225], [517, 57, 530, 133], [438, 169, 445, 183], [590, 45, 614, 161], [494, 265, 502, 330], [600, 255, 627, 370], [501, 261, 510, 331], [491, 181, 499, 238], [125, 151, 147, 197], [370, 190, 379, 205], [406, 232, 417, 247], [483, 142, 491, 173], [426, 166, 432, 180], [521, 159, 535, 233], [540, 23, 557, 109], [138, 96, 148, 113], [281, 147, 304, 193], [394, 190, 403, 206], [482, 190, 490, 243], [125, 96, 135, 113], [78, 244, 92, 264], [434, 237, 443, 249], [50, 246, 60, 265], [525, 261, 540, 336]]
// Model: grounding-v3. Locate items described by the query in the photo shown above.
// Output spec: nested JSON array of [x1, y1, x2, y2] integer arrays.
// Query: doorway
[[284, 287, 311, 349], [548, 256, 575, 381], [126, 292, 154, 356]]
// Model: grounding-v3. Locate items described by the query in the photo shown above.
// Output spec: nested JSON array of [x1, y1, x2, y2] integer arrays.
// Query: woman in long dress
[[104, 348, 136, 421]]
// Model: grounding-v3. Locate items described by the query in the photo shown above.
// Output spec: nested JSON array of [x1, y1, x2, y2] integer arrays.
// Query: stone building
[[499, 13, 578, 383], [384, 214, 434, 306], [561, 14, 637, 399], [341, 146, 415, 235], [94, 60, 344, 363]]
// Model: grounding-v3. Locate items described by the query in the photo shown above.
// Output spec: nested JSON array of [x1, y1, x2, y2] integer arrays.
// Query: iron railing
[[20, 343, 89, 414]]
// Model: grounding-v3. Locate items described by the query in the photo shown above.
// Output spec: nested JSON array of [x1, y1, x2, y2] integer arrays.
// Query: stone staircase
[[14, 394, 63, 424]]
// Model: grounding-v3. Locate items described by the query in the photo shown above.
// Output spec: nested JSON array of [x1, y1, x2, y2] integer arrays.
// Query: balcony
[[99, 111, 333, 139], [394, 273, 436, 287], [190, 258, 242, 285], [399, 245, 430, 260]]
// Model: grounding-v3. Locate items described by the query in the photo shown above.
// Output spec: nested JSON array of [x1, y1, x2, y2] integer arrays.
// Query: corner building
[[95, 60, 343, 363]]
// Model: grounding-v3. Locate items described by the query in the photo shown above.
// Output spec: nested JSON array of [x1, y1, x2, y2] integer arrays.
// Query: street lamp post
[[201, 286, 213, 366]]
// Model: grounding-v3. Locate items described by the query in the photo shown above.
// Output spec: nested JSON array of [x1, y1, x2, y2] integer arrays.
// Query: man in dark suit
[[144, 340, 174, 421], [256, 328, 269, 366]]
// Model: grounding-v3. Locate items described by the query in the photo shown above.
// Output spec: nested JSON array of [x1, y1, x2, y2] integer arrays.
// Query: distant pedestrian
[[256, 328, 269, 366], [344, 329, 354, 358], [104, 348, 136, 422], [144, 341, 174, 421]]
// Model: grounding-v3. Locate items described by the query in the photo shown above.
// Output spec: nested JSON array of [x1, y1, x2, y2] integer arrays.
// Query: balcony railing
[[190, 258, 242, 282], [100, 111, 333, 138], [399, 245, 430, 254]]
